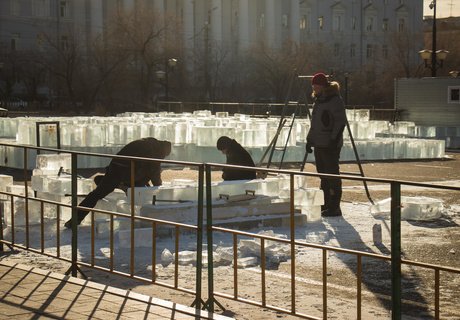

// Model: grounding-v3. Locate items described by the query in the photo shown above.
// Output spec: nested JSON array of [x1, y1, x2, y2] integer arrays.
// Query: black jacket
[[223, 139, 256, 181], [110, 137, 170, 186], [307, 83, 347, 149]]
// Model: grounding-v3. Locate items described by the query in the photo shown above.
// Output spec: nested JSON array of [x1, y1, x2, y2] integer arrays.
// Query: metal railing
[[1, 142, 459, 319], [203, 162, 460, 320]]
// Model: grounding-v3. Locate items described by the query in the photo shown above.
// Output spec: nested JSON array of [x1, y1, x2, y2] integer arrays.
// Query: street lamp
[[419, 1, 449, 77], [419, 49, 449, 76], [155, 58, 178, 100]]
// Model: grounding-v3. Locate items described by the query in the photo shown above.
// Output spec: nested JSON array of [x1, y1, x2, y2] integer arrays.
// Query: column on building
[[153, 0, 165, 14], [122, 0, 135, 12], [290, 0, 300, 44], [211, 0, 223, 45], [265, 0, 276, 48], [238, 0, 250, 51]]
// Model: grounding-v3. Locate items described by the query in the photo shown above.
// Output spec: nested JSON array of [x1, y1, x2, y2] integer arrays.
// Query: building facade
[[0, 0, 424, 102]]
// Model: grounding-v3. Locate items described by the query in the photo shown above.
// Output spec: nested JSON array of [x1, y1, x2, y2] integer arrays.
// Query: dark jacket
[[307, 83, 347, 149], [73, 137, 171, 224], [223, 139, 256, 181], [110, 137, 171, 186]]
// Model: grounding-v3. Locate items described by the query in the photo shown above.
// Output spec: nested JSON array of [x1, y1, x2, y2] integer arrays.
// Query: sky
[[423, 0, 460, 18]]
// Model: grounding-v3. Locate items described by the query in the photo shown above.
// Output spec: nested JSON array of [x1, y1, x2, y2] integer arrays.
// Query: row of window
[[333, 43, 389, 59], [300, 15, 407, 33], [10, 0, 69, 18], [258, 13, 408, 33], [9, 33, 69, 51]]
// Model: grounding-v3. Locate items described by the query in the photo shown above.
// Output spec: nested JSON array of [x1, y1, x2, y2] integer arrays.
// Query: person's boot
[[321, 207, 342, 217]]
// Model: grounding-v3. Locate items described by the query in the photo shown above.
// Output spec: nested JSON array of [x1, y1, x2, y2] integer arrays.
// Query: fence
[[0, 142, 459, 319]]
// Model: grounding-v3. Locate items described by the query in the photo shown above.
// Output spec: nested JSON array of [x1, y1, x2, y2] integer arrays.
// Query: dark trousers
[[314, 146, 342, 211], [76, 164, 147, 222]]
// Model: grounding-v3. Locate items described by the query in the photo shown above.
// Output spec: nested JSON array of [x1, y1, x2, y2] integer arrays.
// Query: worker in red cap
[[305, 72, 347, 217]]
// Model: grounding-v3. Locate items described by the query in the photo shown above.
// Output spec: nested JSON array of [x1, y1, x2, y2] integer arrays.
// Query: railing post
[[391, 182, 402, 320], [70, 153, 79, 277], [205, 164, 214, 312], [192, 164, 204, 309]]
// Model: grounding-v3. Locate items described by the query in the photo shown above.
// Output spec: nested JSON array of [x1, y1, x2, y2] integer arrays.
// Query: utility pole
[[431, 0, 437, 77], [204, 11, 210, 101]]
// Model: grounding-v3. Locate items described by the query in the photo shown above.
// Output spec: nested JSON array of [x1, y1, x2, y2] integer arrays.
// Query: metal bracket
[[218, 194, 229, 200]]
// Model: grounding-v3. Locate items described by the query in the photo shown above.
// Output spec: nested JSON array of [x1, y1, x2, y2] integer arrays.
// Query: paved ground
[[0, 260, 231, 320]]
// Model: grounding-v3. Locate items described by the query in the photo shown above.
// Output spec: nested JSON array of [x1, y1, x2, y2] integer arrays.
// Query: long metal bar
[[435, 269, 440, 320], [357, 254, 362, 319], [290, 174, 296, 313], [345, 119, 374, 204], [24, 148, 29, 248], [130, 160, 135, 277], [174, 225, 179, 288], [56, 204, 60, 257], [192, 164, 204, 308], [70, 153, 78, 277], [261, 238, 266, 307], [205, 164, 215, 312], [152, 222, 156, 282], [323, 249, 327, 320], [91, 212, 95, 267], [391, 182, 402, 320], [110, 215, 114, 272], [233, 233, 238, 299], [39, 202, 44, 253]]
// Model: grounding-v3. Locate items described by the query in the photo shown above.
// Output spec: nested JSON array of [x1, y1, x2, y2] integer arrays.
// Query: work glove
[[305, 143, 313, 154]]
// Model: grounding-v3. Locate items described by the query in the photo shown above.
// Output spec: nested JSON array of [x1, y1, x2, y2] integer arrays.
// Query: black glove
[[305, 143, 313, 154]]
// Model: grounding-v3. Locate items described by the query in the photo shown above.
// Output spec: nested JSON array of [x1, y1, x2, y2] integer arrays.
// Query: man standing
[[65, 137, 172, 228], [306, 73, 347, 217], [216, 136, 256, 181]]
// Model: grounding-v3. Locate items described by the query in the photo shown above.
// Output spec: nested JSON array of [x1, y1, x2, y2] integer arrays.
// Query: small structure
[[394, 77, 460, 148]]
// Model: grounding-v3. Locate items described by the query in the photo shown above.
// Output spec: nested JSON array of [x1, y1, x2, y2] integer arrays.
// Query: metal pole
[[205, 164, 214, 312], [431, 0, 437, 77], [70, 153, 78, 277], [391, 182, 402, 320]]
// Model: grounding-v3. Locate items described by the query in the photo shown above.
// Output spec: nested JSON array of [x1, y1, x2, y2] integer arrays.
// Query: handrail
[[0, 142, 458, 320]]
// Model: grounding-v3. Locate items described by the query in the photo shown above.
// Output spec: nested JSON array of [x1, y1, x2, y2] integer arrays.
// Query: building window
[[33, 0, 50, 17], [282, 14, 288, 28], [383, 18, 389, 31], [60, 1, 68, 18], [60, 35, 69, 50], [333, 14, 343, 32], [11, 33, 20, 51], [300, 15, 306, 30], [259, 13, 265, 29], [398, 18, 405, 32], [36, 33, 45, 50], [366, 44, 374, 58], [366, 17, 374, 32], [334, 43, 340, 56], [350, 44, 356, 57], [382, 45, 388, 59], [352, 17, 357, 30], [11, 0, 21, 15], [448, 86, 460, 104], [318, 16, 324, 30]]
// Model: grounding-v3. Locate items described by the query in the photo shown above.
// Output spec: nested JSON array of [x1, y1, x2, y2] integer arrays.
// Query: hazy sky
[[423, 0, 460, 18]]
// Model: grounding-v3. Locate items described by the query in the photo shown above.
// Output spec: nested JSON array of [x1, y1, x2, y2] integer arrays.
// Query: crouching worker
[[65, 137, 172, 229], [216, 136, 256, 181]]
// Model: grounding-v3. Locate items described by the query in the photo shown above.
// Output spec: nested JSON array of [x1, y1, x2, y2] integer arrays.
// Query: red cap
[[311, 73, 328, 86]]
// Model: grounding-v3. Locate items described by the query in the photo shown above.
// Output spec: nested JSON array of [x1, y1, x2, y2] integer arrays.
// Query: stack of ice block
[[0, 109, 448, 169], [31, 153, 93, 222]]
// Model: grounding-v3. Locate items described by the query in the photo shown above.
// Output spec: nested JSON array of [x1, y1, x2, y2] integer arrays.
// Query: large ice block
[[370, 196, 444, 221], [0, 174, 13, 200]]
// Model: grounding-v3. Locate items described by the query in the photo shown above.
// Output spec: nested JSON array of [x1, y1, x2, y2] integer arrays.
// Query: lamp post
[[156, 58, 177, 100], [419, 1, 449, 77]]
